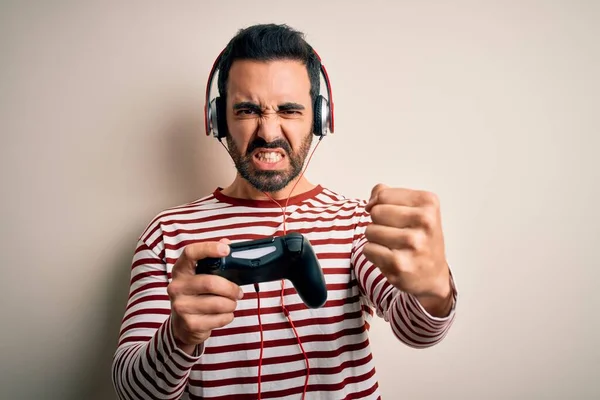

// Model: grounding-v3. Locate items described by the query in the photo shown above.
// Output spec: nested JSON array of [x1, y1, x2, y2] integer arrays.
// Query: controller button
[[286, 238, 302, 253]]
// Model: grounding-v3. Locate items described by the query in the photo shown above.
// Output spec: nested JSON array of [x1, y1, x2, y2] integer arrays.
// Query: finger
[[172, 241, 230, 278], [368, 188, 439, 210], [369, 204, 425, 228], [219, 238, 232, 245], [188, 312, 236, 332], [363, 242, 414, 282], [370, 183, 389, 202], [366, 183, 389, 211], [365, 224, 425, 251], [362, 241, 394, 273], [185, 274, 244, 300], [172, 295, 238, 316]]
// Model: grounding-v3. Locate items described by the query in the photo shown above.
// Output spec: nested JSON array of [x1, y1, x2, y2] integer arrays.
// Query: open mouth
[[255, 150, 283, 163], [252, 149, 286, 169]]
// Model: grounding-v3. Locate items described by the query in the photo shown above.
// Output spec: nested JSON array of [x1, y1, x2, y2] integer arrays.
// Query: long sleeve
[[350, 204, 458, 348], [111, 240, 202, 399]]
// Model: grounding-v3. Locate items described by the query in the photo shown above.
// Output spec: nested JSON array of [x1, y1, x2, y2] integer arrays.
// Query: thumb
[[219, 238, 232, 245], [366, 183, 389, 212]]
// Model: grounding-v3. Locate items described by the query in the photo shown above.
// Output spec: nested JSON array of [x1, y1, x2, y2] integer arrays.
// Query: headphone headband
[[204, 48, 334, 139]]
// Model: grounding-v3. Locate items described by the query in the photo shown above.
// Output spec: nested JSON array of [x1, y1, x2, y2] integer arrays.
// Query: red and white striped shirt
[[112, 185, 457, 399]]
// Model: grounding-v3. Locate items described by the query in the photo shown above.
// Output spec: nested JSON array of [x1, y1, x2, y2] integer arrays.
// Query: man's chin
[[250, 177, 289, 193], [242, 171, 292, 193]]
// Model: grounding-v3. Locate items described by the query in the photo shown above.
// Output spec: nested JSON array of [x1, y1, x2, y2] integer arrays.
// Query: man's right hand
[[167, 239, 243, 355]]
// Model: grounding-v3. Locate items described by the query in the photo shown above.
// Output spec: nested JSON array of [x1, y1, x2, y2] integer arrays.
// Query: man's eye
[[237, 109, 256, 115]]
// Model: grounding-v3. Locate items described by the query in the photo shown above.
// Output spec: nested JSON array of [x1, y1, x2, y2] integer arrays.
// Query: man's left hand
[[364, 184, 453, 316]]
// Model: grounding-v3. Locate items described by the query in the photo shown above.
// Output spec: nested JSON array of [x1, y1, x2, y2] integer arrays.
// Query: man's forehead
[[226, 59, 311, 99], [228, 58, 308, 75]]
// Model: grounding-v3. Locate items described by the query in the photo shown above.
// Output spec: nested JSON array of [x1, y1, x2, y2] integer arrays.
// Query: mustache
[[246, 138, 292, 156]]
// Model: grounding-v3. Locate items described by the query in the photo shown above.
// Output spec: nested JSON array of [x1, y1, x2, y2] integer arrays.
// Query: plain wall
[[1, 1, 598, 399]]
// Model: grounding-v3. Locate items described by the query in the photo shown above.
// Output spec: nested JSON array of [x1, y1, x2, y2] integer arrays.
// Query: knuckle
[[373, 183, 387, 194], [377, 189, 392, 204], [171, 299, 186, 316], [390, 250, 406, 270], [403, 231, 424, 251], [199, 276, 216, 294], [412, 230, 428, 251], [416, 208, 435, 230], [391, 250, 414, 274], [166, 280, 182, 299], [183, 244, 197, 260], [414, 231, 427, 250], [420, 191, 439, 207], [188, 316, 210, 334], [404, 232, 418, 249], [185, 319, 201, 334]]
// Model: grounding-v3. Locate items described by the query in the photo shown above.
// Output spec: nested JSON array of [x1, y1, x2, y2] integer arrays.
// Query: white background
[[1, 1, 598, 399]]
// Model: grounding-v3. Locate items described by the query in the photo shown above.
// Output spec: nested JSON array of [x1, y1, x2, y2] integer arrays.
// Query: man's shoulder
[[137, 189, 227, 241], [317, 186, 368, 209]]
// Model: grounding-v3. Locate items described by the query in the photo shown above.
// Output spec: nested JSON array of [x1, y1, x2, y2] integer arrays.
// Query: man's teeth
[[257, 152, 282, 163]]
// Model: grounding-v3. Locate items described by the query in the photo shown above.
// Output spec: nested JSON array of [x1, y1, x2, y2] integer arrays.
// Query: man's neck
[[221, 174, 316, 202]]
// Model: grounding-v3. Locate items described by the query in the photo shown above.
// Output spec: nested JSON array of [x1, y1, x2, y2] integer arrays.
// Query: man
[[112, 23, 458, 400]]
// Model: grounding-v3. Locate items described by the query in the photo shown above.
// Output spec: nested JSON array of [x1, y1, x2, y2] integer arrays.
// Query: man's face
[[224, 59, 314, 193]]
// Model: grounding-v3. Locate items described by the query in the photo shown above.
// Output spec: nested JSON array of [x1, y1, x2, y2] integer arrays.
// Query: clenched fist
[[364, 184, 454, 317], [167, 238, 243, 355]]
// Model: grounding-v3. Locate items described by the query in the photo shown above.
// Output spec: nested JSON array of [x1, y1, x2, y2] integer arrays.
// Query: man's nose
[[256, 113, 282, 143]]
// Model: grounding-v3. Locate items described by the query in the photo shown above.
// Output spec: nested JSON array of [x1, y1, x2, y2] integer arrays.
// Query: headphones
[[204, 48, 335, 140]]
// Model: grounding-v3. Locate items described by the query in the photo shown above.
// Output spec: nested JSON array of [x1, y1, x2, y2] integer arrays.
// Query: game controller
[[195, 232, 328, 308]]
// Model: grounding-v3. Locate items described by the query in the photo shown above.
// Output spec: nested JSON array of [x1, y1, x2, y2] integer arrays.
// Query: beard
[[226, 131, 314, 193]]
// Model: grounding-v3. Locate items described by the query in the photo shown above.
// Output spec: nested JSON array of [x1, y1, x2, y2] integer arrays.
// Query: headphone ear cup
[[209, 98, 219, 138], [313, 95, 323, 136], [215, 97, 228, 139], [313, 95, 330, 137]]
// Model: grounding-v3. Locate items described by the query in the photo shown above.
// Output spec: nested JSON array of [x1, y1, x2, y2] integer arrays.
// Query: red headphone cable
[[219, 136, 323, 400], [256, 136, 323, 400]]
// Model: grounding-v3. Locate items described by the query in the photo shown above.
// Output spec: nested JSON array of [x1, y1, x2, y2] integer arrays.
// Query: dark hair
[[217, 23, 321, 106]]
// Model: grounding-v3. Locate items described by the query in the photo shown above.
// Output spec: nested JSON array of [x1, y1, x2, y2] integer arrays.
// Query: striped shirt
[[112, 185, 457, 399]]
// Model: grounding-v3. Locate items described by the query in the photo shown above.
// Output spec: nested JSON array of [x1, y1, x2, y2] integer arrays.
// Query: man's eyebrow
[[233, 101, 261, 111], [278, 102, 305, 111]]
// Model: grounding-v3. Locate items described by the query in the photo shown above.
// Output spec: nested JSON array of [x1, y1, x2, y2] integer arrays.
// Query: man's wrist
[[174, 337, 198, 356], [415, 269, 456, 317], [171, 316, 199, 356]]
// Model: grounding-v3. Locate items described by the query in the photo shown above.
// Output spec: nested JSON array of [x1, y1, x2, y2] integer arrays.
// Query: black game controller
[[195, 232, 328, 308]]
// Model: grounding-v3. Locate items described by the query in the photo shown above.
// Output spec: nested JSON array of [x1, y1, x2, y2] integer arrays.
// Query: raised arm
[[350, 186, 458, 348]]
